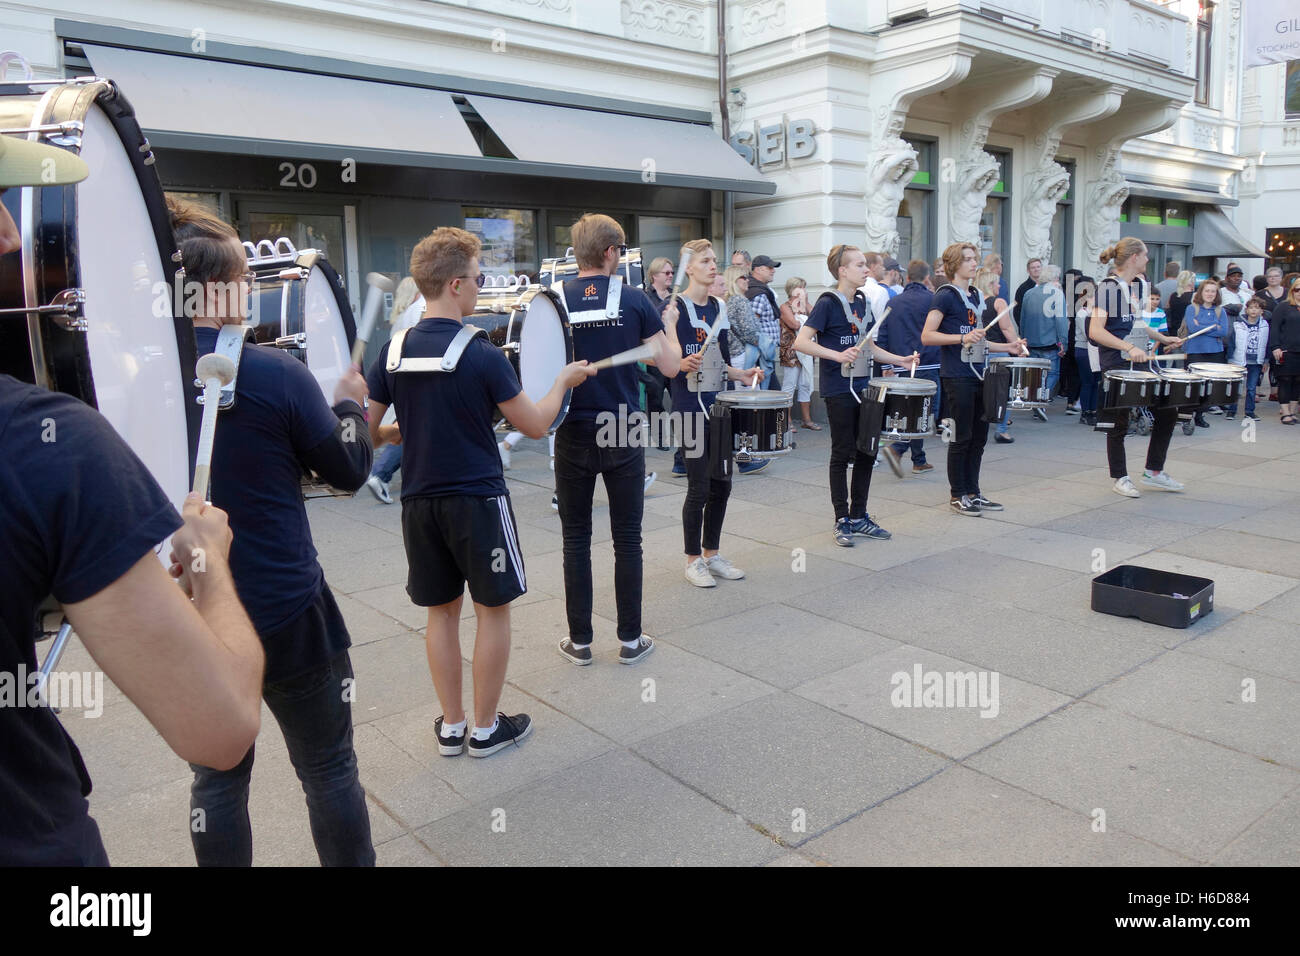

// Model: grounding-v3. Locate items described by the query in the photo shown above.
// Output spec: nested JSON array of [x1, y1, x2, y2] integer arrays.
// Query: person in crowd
[[1183, 278, 1231, 425], [982, 252, 1010, 303], [883, 257, 904, 297], [1013, 257, 1042, 323], [745, 255, 784, 389], [875, 259, 938, 473], [778, 277, 820, 430], [1260, 266, 1287, 310], [1270, 280, 1300, 425], [1229, 296, 1270, 421], [638, 256, 675, 421], [932, 258, 947, 288], [368, 276, 424, 504], [1252, 274, 1268, 297], [1073, 279, 1100, 426], [1166, 269, 1196, 335], [723, 265, 775, 409], [858, 251, 892, 324], [1019, 264, 1068, 422], [972, 267, 1022, 444], [730, 249, 751, 270], [644, 256, 674, 312], [1220, 265, 1250, 311], [1141, 289, 1168, 335], [1155, 259, 1182, 309]]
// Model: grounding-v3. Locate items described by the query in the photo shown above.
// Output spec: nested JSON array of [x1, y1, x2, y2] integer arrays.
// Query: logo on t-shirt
[[696, 328, 706, 343], [584, 283, 598, 297]]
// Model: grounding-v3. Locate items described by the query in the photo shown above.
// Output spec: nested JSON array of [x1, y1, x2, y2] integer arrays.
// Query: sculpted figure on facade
[[864, 134, 919, 257], [1084, 169, 1129, 270], [949, 150, 1000, 246], [1022, 160, 1071, 262]]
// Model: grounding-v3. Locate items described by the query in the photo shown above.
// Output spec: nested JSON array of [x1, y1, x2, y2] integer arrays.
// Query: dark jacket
[[1269, 302, 1300, 372], [1012, 276, 1035, 323], [744, 276, 779, 318], [875, 281, 939, 366]]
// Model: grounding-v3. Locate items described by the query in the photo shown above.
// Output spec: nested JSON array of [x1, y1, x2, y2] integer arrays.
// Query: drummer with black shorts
[[1088, 238, 1186, 498], [366, 227, 593, 757]]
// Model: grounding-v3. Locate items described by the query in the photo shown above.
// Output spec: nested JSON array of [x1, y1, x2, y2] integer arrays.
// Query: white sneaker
[[685, 557, 717, 588], [1141, 470, 1184, 492], [644, 472, 657, 494], [1112, 476, 1141, 498], [366, 475, 393, 504], [498, 441, 512, 470], [705, 554, 745, 580], [550, 494, 558, 512]]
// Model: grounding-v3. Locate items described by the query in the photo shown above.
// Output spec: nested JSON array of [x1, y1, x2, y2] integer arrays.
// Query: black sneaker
[[467, 712, 533, 758], [434, 715, 466, 757], [618, 635, 654, 664], [557, 638, 592, 666], [850, 515, 892, 540], [833, 517, 855, 547], [950, 495, 981, 517], [971, 494, 1003, 512], [994, 432, 1014, 444]]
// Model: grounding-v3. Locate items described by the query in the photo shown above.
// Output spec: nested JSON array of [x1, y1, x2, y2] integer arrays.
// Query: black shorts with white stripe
[[401, 494, 527, 608]]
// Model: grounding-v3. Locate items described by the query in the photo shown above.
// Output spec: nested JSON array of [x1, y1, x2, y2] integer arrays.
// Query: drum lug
[[274, 333, 308, 350], [49, 289, 86, 330], [0, 120, 84, 148]]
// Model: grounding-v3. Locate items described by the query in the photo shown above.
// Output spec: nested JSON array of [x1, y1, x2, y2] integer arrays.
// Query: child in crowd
[[1229, 296, 1271, 421], [1141, 290, 1168, 336]]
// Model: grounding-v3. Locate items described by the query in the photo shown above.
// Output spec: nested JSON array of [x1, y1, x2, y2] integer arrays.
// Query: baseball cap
[[752, 254, 781, 269], [883, 257, 902, 272], [1225, 265, 1243, 277], [0, 133, 89, 189]]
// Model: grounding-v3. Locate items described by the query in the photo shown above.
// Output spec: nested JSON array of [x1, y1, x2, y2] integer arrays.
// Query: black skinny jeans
[[825, 392, 877, 521], [1097, 405, 1178, 479], [683, 413, 731, 555], [554, 420, 645, 644], [940, 376, 989, 499]]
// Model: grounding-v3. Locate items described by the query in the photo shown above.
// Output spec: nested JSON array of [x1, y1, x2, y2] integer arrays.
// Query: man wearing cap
[[746, 254, 784, 390], [883, 257, 904, 298], [1221, 265, 1249, 311], [0, 134, 265, 864]]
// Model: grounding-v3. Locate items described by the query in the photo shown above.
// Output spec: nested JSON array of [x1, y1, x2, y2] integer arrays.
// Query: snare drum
[[714, 389, 793, 461], [989, 356, 1052, 409], [0, 79, 200, 522], [1101, 369, 1161, 409], [1154, 369, 1206, 409], [246, 239, 356, 403], [1187, 362, 1245, 408], [857, 377, 936, 457], [471, 284, 573, 431]]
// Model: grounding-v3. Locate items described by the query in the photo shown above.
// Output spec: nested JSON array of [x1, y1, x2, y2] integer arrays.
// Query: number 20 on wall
[[278, 162, 317, 188]]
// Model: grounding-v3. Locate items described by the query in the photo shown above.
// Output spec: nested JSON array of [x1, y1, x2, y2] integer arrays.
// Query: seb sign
[[728, 118, 816, 167]]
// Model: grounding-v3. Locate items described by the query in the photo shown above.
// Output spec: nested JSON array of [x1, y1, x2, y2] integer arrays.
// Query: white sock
[[440, 718, 466, 737], [621, 637, 643, 649], [472, 717, 498, 741], [504, 432, 523, 449]]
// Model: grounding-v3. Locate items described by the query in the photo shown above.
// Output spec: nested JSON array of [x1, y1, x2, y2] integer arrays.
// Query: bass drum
[[0, 79, 200, 520], [471, 285, 573, 432]]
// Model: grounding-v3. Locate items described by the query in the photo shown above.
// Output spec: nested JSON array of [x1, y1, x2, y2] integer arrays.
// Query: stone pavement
[[64, 404, 1300, 866]]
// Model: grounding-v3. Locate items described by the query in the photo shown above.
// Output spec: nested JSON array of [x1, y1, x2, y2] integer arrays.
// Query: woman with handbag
[[778, 277, 819, 430]]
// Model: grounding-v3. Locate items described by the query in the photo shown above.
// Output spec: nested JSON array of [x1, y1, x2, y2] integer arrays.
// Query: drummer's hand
[[903, 351, 920, 370], [735, 367, 764, 385], [378, 422, 402, 446], [662, 298, 679, 326], [1169, 337, 1186, 349], [169, 494, 234, 597], [1127, 346, 1150, 363], [840, 345, 861, 365], [966, 327, 986, 344], [334, 368, 368, 409], [681, 352, 703, 373], [560, 360, 596, 389]]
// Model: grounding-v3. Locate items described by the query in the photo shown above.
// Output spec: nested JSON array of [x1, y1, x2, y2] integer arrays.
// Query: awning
[[1125, 180, 1238, 208], [466, 95, 775, 194], [83, 44, 481, 159], [1193, 208, 1268, 259]]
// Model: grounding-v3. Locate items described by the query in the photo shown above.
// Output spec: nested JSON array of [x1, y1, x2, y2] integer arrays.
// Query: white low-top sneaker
[[685, 557, 717, 588], [498, 441, 512, 470], [705, 554, 745, 580], [1141, 470, 1184, 492], [366, 475, 393, 504], [1112, 476, 1141, 498]]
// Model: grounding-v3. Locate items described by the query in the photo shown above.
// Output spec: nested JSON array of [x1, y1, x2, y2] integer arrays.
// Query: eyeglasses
[[455, 274, 487, 289]]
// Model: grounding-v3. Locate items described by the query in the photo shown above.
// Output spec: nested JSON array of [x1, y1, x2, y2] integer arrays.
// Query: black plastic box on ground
[[1091, 565, 1214, 628]]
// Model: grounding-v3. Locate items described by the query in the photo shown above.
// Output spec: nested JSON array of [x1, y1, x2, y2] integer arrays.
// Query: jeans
[[1240, 364, 1262, 416], [683, 414, 731, 554], [1075, 348, 1099, 413], [190, 649, 374, 867], [554, 420, 646, 643], [891, 367, 940, 463], [940, 377, 989, 499], [1029, 346, 1062, 396], [741, 335, 777, 388], [1099, 405, 1177, 479], [371, 443, 402, 482], [825, 392, 877, 520]]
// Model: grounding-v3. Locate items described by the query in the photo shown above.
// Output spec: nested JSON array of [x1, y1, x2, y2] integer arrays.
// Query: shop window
[[900, 136, 936, 264], [463, 207, 537, 278], [1287, 61, 1300, 119], [1267, 227, 1300, 273], [1049, 160, 1074, 269], [547, 211, 632, 260], [1164, 204, 1189, 228], [639, 217, 706, 285], [979, 149, 1011, 267], [166, 190, 224, 217], [1138, 201, 1163, 226]]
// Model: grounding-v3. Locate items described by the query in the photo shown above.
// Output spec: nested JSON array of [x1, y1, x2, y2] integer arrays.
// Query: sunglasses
[[455, 274, 487, 289]]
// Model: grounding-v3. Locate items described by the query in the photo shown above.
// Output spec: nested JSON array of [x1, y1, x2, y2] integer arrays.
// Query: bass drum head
[[513, 290, 572, 430], [303, 264, 354, 401]]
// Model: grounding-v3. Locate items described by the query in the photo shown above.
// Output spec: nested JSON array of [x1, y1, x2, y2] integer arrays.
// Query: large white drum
[[472, 283, 573, 432]]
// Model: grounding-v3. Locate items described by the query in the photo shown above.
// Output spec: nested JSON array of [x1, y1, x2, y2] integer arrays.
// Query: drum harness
[[386, 323, 486, 374], [821, 291, 875, 404], [206, 324, 257, 411], [675, 294, 729, 415], [938, 283, 990, 382]]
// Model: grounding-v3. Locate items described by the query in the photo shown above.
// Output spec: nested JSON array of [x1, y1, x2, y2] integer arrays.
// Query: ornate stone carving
[[1022, 161, 1072, 263], [949, 151, 1001, 247], [864, 135, 919, 257], [620, 0, 706, 39], [740, 0, 787, 37], [1083, 169, 1129, 271]]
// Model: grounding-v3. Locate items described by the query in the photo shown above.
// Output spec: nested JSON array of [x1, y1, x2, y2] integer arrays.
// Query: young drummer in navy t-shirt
[[367, 228, 593, 758], [921, 242, 1026, 517], [554, 213, 680, 666], [795, 244, 919, 547]]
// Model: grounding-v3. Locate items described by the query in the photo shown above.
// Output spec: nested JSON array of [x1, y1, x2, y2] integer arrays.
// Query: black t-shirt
[[934, 285, 985, 379], [194, 329, 349, 668], [667, 295, 730, 413], [367, 317, 522, 498], [805, 291, 869, 398], [0, 376, 181, 865], [1094, 276, 1148, 371], [561, 275, 664, 423], [984, 298, 1006, 344]]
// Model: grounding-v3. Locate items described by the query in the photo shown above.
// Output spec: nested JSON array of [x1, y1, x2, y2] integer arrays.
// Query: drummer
[[794, 244, 919, 547], [1089, 238, 1186, 498], [172, 198, 378, 865]]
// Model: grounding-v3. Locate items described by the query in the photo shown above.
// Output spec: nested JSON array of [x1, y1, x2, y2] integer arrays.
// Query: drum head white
[[304, 265, 351, 401], [79, 105, 190, 514], [517, 293, 568, 402]]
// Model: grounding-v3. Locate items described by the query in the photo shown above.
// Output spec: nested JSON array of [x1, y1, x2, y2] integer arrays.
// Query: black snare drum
[[856, 377, 935, 455], [989, 356, 1051, 409], [1187, 362, 1244, 408], [714, 390, 793, 461], [1101, 369, 1161, 409], [1154, 369, 1206, 409]]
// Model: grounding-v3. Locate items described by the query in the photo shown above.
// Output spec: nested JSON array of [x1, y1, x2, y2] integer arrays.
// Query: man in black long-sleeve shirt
[[1012, 257, 1041, 324], [172, 198, 376, 866]]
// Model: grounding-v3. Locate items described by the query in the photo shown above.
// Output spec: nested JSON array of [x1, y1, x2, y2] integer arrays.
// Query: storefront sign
[[729, 119, 816, 168]]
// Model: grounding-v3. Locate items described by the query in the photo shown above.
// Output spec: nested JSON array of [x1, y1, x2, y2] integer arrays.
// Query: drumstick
[[1181, 323, 1221, 343], [982, 306, 1014, 331], [192, 354, 237, 498], [673, 247, 692, 291], [351, 272, 397, 367], [590, 343, 656, 371]]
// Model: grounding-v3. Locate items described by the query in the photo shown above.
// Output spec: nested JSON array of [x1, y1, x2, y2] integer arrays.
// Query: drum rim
[[715, 390, 794, 407], [865, 377, 937, 393], [1104, 369, 1161, 380], [1187, 362, 1245, 380], [989, 356, 1052, 369]]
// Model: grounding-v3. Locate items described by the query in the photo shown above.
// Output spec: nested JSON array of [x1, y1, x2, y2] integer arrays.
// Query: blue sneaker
[[737, 458, 770, 475], [850, 515, 892, 540], [671, 463, 687, 476], [832, 517, 855, 548]]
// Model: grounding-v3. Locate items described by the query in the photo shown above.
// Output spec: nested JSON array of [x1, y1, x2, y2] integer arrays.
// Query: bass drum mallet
[[192, 353, 237, 499]]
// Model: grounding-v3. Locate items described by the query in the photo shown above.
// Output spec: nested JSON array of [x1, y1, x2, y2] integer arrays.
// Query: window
[[1267, 227, 1300, 274], [979, 149, 1011, 268], [463, 206, 537, 278], [638, 216, 706, 284], [1195, 2, 1215, 106], [1049, 160, 1074, 269], [1287, 61, 1300, 119], [898, 136, 936, 264], [547, 211, 632, 260]]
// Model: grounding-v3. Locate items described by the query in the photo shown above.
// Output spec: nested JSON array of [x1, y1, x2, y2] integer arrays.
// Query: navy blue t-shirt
[[0, 377, 181, 865], [367, 317, 522, 498], [805, 291, 869, 399], [194, 328, 348, 659], [1094, 276, 1143, 371], [934, 285, 986, 379], [562, 275, 663, 422], [667, 295, 731, 413]]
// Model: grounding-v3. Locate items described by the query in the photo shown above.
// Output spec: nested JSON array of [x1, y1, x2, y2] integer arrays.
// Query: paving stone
[[348, 631, 439, 725], [1162, 528, 1300, 575], [374, 833, 444, 866], [970, 526, 1151, 574], [353, 723, 469, 831], [1126, 551, 1298, 612], [1211, 789, 1300, 866]]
